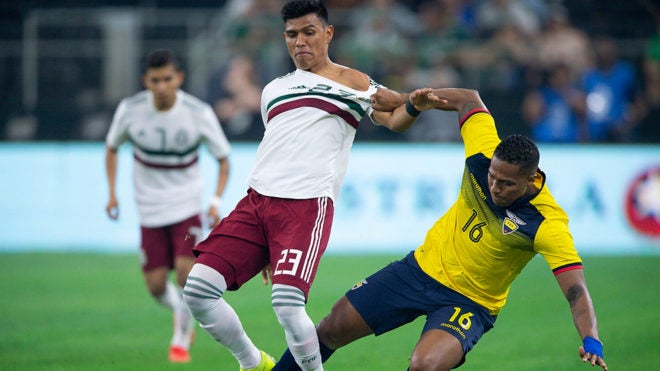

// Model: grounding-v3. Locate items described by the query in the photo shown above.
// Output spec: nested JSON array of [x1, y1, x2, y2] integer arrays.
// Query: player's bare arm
[[104, 146, 119, 220], [206, 156, 230, 228], [431, 88, 488, 118], [556, 269, 608, 370]]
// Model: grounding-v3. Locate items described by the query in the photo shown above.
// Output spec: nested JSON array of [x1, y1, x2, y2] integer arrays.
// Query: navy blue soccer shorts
[[345, 251, 496, 363]]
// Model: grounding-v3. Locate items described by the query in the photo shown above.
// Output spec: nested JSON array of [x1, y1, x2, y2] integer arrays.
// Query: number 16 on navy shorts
[[345, 251, 497, 355]]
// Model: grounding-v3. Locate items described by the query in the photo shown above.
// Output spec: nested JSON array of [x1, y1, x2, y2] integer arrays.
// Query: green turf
[[0, 252, 658, 370]]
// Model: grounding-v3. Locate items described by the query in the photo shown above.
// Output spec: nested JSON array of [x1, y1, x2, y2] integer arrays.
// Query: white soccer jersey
[[248, 69, 380, 201], [106, 90, 231, 227]]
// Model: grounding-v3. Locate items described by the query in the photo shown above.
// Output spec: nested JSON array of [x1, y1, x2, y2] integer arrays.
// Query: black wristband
[[405, 100, 421, 117]]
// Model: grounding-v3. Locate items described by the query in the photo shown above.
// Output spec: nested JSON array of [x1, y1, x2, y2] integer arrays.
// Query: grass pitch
[[0, 252, 658, 370]]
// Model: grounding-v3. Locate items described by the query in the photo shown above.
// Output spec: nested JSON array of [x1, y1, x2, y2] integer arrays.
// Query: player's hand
[[579, 344, 607, 370], [409, 88, 447, 111], [370, 88, 406, 112], [261, 265, 272, 285], [206, 206, 222, 228], [106, 197, 119, 220]]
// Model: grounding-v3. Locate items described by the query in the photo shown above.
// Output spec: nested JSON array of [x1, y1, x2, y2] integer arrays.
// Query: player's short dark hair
[[144, 49, 180, 72], [493, 134, 540, 176], [281, 0, 329, 25]]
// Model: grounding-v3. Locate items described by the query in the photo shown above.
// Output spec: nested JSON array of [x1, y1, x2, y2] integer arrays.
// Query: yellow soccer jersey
[[414, 110, 582, 315]]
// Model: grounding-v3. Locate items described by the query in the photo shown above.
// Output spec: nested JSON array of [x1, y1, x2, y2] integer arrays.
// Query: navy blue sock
[[271, 347, 297, 371], [272, 341, 336, 370], [319, 341, 336, 362]]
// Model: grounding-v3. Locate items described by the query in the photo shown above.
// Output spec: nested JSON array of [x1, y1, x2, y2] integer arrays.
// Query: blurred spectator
[[522, 63, 586, 143], [535, 6, 592, 81], [326, 0, 362, 8], [3, 1, 658, 143], [403, 0, 466, 143], [221, 0, 287, 80], [474, 0, 543, 38], [446, 0, 542, 92], [455, 23, 536, 91], [582, 36, 646, 142], [358, 0, 423, 37], [337, 0, 421, 81], [413, 0, 470, 69], [207, 54, 263, 141], [403, 58, 462, 142]]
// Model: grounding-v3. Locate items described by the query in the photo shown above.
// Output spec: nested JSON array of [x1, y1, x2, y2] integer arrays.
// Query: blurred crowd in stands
[[205, 0, 660, 143], [2, 0, 659, 143]]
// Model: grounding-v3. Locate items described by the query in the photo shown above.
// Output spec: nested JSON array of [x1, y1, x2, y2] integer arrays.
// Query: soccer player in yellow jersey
[[272, 88, 608, 371]]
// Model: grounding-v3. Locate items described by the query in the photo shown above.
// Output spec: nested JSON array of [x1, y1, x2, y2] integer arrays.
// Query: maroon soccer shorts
[[140, 214, 202, 272], [194, 188, 334, 298]]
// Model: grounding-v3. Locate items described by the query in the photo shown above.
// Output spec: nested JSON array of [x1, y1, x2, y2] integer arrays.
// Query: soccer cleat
[[169, 314, 195, 363], [168, 345, 191, 363], [239, 350, 276, 371]]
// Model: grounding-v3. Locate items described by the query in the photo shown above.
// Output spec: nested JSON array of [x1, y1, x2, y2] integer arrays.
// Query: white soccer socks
[[183, 263, 262, 369], [272, 284, 323, 371]]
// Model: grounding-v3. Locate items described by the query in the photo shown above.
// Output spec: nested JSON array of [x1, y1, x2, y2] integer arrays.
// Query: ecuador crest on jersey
[[502, 209, 527, 234]]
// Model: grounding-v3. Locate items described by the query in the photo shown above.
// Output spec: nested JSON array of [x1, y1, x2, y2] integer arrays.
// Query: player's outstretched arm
[[555, 269, 608, 370], [430, 88, 488, 118]]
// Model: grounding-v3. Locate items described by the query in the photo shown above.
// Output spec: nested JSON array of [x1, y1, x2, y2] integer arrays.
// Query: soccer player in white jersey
[[181, 1, 440, 371], [104, 49, 231, 363]]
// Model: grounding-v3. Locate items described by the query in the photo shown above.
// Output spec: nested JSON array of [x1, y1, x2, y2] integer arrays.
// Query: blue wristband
[[582, 336, 604, 358]]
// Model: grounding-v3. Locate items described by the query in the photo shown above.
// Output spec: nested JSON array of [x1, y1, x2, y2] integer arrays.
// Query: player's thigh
[[410, 329, 464, 371], [267, 197, 334, 297], [194, 192, 270, 290], [170, 214, 203, 258], [420, 302, 495, 369], [170, 215, 201, 284], [195, 233, 269, 291], [344, 254, 427, 336]]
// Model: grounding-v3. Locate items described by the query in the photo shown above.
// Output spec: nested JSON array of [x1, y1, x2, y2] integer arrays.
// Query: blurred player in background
[[180, 1, 439, 370], [273, 88, 608, 371], [104, 49, 231, 363]]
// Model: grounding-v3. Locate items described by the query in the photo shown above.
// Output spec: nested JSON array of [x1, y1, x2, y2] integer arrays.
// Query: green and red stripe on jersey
[[132, 141, 201, 169], [266, 92, 368, 129]]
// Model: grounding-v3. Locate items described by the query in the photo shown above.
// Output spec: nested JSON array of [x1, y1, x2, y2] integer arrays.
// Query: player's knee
[[273, 304, 306, 329], [147, 282, 166, 298], [144, 270, 168, 298], [272, 284, 313, 341], [173, 258, 194, 286], [409, 354, 446, 371], [174, 269, 189, 288], [316, 296, 366, 349], [409, 350, 456, 371], [316, 314, 342, 348], [181, 264, 226, 315]]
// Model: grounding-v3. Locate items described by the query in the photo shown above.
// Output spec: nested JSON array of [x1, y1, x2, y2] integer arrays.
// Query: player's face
[[143, 64, 184, 111], [487, 156, 535, 207], [283, 13, 333, 71]]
